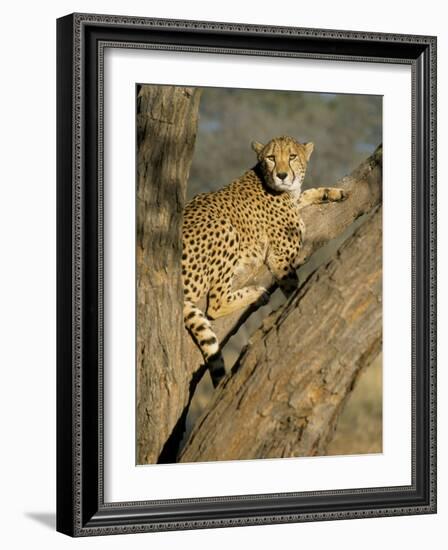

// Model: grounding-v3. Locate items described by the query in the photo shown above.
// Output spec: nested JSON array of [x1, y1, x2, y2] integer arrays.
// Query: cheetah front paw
[[332, 188, 349, 202]]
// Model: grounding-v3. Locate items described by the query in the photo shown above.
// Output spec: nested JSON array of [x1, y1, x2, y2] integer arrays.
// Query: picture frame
[[56, 12, 437, 537]]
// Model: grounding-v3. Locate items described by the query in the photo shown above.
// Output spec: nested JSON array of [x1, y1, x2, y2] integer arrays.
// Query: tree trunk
[[179, 207, 382, 462], [136, 85, 202, 464]]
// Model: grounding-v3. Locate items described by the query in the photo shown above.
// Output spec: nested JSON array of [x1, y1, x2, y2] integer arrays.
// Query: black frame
[[57, 13, 437, 537]]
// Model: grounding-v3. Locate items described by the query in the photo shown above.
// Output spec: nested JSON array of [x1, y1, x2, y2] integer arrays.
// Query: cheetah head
[[252, 136, 314, 195]]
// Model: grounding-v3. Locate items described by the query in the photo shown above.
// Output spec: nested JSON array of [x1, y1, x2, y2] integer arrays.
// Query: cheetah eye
[[266, 155, 275, 161], [289, 154, 297, 160]]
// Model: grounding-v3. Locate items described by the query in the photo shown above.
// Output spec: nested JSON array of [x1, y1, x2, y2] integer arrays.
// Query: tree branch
[[179, 207, 382, 462]]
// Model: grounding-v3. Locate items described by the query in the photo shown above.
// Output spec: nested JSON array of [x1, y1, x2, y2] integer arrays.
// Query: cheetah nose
[[277, 172, 288, 180]]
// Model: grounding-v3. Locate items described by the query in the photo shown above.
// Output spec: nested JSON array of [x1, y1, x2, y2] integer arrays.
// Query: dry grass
[[327, 354, 382, 455]]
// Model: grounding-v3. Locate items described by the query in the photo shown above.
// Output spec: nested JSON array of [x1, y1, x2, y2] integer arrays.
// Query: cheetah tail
[[183, 300, 226, 388]]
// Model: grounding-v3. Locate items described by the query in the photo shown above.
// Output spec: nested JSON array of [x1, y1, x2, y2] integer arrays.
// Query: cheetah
[[182, 136, 347, 387]]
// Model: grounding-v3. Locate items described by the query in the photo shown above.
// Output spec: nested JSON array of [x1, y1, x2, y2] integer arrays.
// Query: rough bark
[[136, 85, 202, 464], [179, 207, 382, 462], [182, 146, 382, 381]]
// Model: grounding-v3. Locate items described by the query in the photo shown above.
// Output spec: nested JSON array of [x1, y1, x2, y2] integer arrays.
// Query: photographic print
[[136, 84, 382, 465]]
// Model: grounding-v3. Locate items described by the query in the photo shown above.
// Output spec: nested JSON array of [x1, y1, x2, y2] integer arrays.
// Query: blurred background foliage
[[181, 86, 382, 457], [187, 87, 382, 199]]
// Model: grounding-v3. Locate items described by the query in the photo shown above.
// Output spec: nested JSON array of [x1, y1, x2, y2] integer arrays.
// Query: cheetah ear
[[303, 142, 314, 161], [251, 141, 264, 156]]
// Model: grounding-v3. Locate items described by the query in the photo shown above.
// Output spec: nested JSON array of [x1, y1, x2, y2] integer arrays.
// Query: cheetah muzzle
[[182, 136, 347, 387]]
